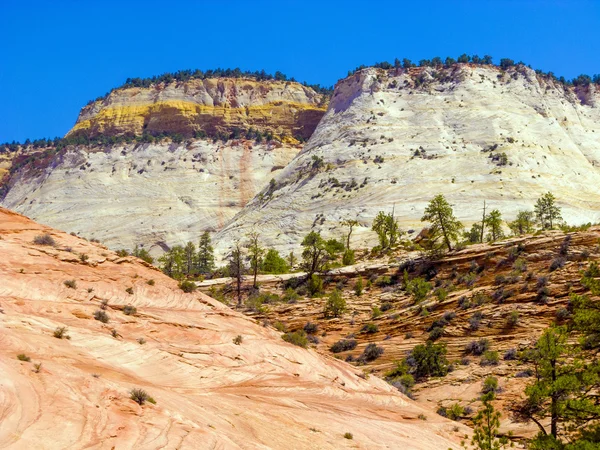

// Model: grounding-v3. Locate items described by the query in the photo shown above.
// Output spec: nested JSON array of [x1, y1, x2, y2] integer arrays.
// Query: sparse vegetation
[[64, 279, 77, 289], [93, 310, 109, 323], [17, 353, 31, 362], [233, 335, 243, 345], [123, 305, 137, 315], [33, 233, 56, 246], [53, 326, 70, 339], [282, 330, 309, 348], [130, 388, 153, 405]]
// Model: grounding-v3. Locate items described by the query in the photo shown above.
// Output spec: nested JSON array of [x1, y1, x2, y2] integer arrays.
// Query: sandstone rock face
[[0, 208, 464, 449], [215, 64, 600, 256], [70, 77, 327, 141], [1, 140, 297, 253]]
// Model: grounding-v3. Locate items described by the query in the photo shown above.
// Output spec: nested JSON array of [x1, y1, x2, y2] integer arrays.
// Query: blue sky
[[1, 0, 599, 142]]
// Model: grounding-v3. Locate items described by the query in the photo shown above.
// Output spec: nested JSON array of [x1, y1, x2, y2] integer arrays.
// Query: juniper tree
[[228, 242, 245, 306], [183, 241, 196, 276], [301, 231, 327, 277], [421, 194, 463, 252]]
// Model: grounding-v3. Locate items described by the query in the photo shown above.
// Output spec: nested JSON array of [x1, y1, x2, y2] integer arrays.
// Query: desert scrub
[[123, 305, 137, 315], [358, 343, 384, 362], [330, 339, 357, 353], [146, 279, 155, 286], [137, 337, 146, 345], [93, 310, 109, 323], [17, 353, 31, 362], [178, 280, 196, 293], [125, 287, 134, 295], [130, 388, 155, 405], [480, 350, 500, 366], [361, 323, 378, 334], [282, 330, 308, 348], [323, 289, 346, 318], [64, 279, 77, 289], [482, 376, 500, 394], [53, 326, 70, 339], [233, 335, 243, 345], [343, 432, 353, 440], [33, 233, 56, 246]]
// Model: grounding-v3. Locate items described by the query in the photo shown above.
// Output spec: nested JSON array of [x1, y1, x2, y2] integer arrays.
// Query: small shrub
[[130, 388, 151, 405], [584, 262, 600, 278], [233, 335, 243, 345], [550, 257, 566, 272], [282, 330, 308, 348], [79, 253, 89, 262], [513, 257, 527, 272], [380, 302, 393, 312], [282, 287, 299, 304], [33, 233, 56, 246], [123, 305, 137, 315], [428, 326, 444, 341], [178, 280, 196, 293], [446, 403, 465, 420], [434, 287, 448, 302], [465, 338, 490, 356], [556, 307, 570, 322], [137, 337, 146, 345], [307, 274, 324, 296], [147, 279, 155, 286], [110, 328, 119, 338], [93, 310, 109, 323], [53, 326, 69, 339], [504, 348, 517, 360], [359, 343, 384, 362], [100, 299, 108, 310], [323, 289, 346, 318], [125, 287, 134, 295], [437, 406, 448, 417], [516, 369, 533, 378], [343, 432, 353, 440], [33, 363, 42, 373], [408, 341, 449, 379], [354, 277, 363, 296], [480, 350, 500, 366], [505, 310, 520, 328], [375, 275, 392, 287], [274, 321, 287, 332], [17, 353, 31, 362], [418, 413, 427, 420], [361, 323, 379, 334], [64, 279, 77, 289], [331, 339, 358, 353], [469, 312, 483, 331], [372, 306, 382, 318], [482, 376, 499, 394], [303, 322, 318, 334]]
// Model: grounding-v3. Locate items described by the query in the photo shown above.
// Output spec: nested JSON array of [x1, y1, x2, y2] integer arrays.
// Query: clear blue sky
[[1, 0, 599, 142]]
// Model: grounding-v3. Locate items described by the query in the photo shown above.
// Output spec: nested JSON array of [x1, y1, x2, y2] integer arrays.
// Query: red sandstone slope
[[0, 207, 464, 449]]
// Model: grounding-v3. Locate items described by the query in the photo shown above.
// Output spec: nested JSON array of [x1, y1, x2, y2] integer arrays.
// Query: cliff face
[[1, 140, 298, 253], [69, 77, 328, 141], [215, 64, 600, 256], [0, 78, 328, 252], [0, 208, 464, 449]]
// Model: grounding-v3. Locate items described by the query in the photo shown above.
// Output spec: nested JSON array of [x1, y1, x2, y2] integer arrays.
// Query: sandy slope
[[0, 207, 464, 449]]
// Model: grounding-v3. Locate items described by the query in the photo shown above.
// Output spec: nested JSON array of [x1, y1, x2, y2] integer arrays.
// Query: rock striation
[[69, 77, 328, 141], [0, 207, 464, 449]]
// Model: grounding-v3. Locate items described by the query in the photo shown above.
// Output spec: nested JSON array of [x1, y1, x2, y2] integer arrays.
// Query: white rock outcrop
[[215, 65, 600, 256]]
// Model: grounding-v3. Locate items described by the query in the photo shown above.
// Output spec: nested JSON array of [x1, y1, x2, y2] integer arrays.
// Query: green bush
[[17, 353, 31, 362], [446, 403, 465, 420], [342, 249, 355, 265], [178, 280, 196, 293], [359, 343, 384, 362], [406, 277, 432, 303], [282, 287, 299, 304], [323, 289, 346, 318], [408, 341, 449, 379], [361, 323, 379, 334], [480, 350, 500, 366], [482, 376, 499, 394], [354, 277, 363, 296], [125, 287, 134, 295], [344, 432, 353, 440], [307, 274, 323, 296], [282, 330, 308, 348]]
